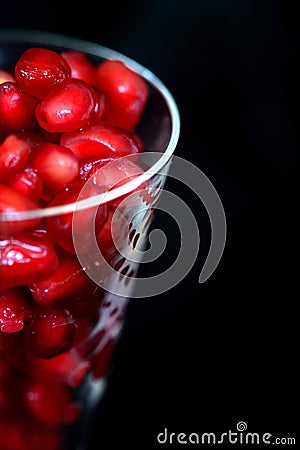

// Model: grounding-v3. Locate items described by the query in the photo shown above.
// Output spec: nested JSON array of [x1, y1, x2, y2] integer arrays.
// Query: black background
[[1, 1, 298, 448]]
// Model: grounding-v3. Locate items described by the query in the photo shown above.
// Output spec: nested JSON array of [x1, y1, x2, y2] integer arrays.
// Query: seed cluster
[[0, 46, 149, 449]]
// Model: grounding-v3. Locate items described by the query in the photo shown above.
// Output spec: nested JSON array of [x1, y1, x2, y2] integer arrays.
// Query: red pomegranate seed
[[64, 402, 81, 424], [24, 380, 73, 428], [96, 209, 118, 261], [0, 82, 39, 134], [96, 212, 135, 267], [35, 78, 96, 132], [0, 133, 30, 183], [29, 252, 97, 308], [46, 180, 108, 253], [60, 50, 96, 85], [30, 142, 79, 193], [75, 327, 106, 360], [28, 307, 76, 358], [92, 338, 116, 379], [9, 167, 44, 201], [67, 360, 92, 388], [69, 291, 103, 319], [0, 231, 59, 290], [0, 327, 21, 359], [70, 294, 103, 348], [92, 88, 106, 122], [79, 155, 116, 181], [26, 348, 84, 385], [132, 131, 145, 151], [15, 47, 71, 99], [60, 123, 139, 160], [91, 157, 146, 208], [84, 155, 143, 190], [95, 59, 149, 130], [0, 287, 32, 333], [0, 185, 41, 236]]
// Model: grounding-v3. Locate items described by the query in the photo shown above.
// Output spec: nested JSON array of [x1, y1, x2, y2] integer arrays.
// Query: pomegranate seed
[[0, 327, 21, 358], [24, 380, 73, 428], [69, 292, 103, 320], [46, 180, 108, 253], [92, 87, 106, 122], [70, 296, 103, 351], [67, 360, 92, 388], [0, 82, 39, 134], [0, 231, 59, 290], [79, 155, 116, 181], [35, 78, 96, 132], [0, 133, 30, 183], [15, 47, 71, 99], [132, 131, 145, 151], [9, 167, 44, 201], [92, 156, 146, 208], [0, 287, 32, 333], [60, 123, 139, 160], [30, 142, 79, 193], [87, 155, 144, 190], [96, 209, 118, 262], [0, 185, 41, 236], [64, 402, 81, 424], [92, 338, 116, 379], [95, 59, 149, 130], [60, 50, 96, 85], [29, 252, 97, 308], [28, 307, 76, 358], [27, 349, 85, 385], [75, 327, 106, 360]]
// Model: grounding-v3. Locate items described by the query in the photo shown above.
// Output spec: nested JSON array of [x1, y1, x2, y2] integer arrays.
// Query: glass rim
[[0, 29, 180, 220]]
